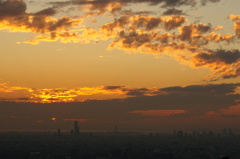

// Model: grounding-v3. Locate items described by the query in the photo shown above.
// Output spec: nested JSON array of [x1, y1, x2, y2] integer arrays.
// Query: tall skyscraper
[[74, 121, 80, 135], [57, 128, 61, 136]]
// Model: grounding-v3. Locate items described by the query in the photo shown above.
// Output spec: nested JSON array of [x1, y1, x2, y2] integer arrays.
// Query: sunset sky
[[1, 0, 240, 132]]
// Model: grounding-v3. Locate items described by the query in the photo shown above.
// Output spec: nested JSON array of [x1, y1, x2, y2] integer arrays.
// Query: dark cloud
[[126, 88, 149, 96], [163, 15, 186, 30], [114, 31, 154, 48], [34, 7, 57, 16], [50, 0, 221, 13], [0, 0, 26, 17], [158, 0, 196, 7], [201, 0, 220, 5], [145, 17, 162, 30], [195, 50, 240, 65], [70, 0, 219, 7], [18, 98, 30, 100], [162, 8, 185, 15], [178, 23, 212, 42], [49, 0, 195, 18], [89, 83, 239, 114], [160, 83, 240, 95], [0, 83, 239, 128], [133, 10, 155, 16], [103, 86, 124, 90], [192, 50, 240, 79]]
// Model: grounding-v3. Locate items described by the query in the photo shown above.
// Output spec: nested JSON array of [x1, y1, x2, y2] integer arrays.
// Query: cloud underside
[[0, 0, 240, 80], [0, 83, 240, 129], [1, 82, 240, 112]]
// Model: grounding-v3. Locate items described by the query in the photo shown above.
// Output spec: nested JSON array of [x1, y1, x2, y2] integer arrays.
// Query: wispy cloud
[[50, 0, 220, 10]]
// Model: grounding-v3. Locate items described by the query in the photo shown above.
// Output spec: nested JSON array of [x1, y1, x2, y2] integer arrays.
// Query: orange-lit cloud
[[23, 31, 80, 44], [98, 15, 237, 80], [100, 15, 187, 32], [0, 0, 83, 44], [229, 14, 240, 37], [4, 11, 240, 80], [220, 105, 240, 116], [205, 111, 221, 117], [1, 1, 239, 81], [205, 105, 240, 117], [129, 110, 187, 116], [0, 82, 33, 93], [30, 86, 128, 103], [192, 50, 240, 79], [0, 82, 162, 103], [229, 14, 240, 21], [0, 15, 82, 33]]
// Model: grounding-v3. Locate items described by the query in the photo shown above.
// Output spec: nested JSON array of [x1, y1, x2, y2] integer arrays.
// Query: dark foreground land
[[0, 131, 239, 159]]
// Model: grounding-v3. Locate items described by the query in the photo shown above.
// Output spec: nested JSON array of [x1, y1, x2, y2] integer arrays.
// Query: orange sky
[[0, 0, 240, 132]]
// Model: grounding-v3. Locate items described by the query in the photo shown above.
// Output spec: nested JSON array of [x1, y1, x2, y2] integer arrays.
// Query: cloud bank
[[1, 0, 240, 81], [0, 83, 239, 131]]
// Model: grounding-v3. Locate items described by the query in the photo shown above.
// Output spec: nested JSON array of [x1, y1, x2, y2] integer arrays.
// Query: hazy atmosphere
[[1, 0, 240, 132]]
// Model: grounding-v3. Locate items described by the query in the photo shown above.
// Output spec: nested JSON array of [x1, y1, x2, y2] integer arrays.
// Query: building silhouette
[[57, 128, 61, 136], [74, 121, 80, 135]]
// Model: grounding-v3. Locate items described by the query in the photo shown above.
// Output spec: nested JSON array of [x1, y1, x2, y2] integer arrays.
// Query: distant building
[[57, 128, 61, 136], [176, 131, 184, 137], [74, 121, 80, 135]]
